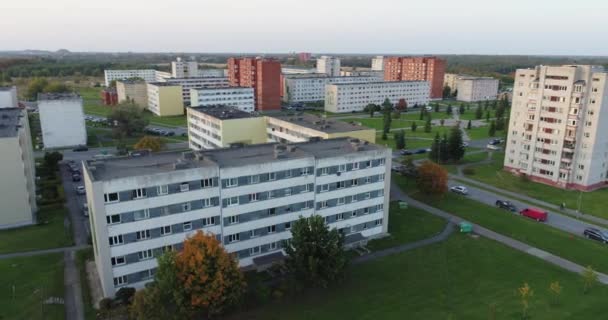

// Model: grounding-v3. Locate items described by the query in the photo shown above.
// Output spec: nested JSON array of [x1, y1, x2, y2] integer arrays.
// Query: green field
[[236, 234, 608, 319], [0, 254, 65, 320], [0, 208, 72, 254]]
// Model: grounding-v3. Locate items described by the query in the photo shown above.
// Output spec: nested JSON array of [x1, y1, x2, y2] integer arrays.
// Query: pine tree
[[475, 105, 482, 119], [484, 100, 489, 110], [459, 103, 465, 114], [434, 103, 440, 112], [447, 126, 465, 162], [424, 118, 432, 133], [382, 98, 392, 134], [446, 105, 453, 115], [411, 121, 417, 132], [467, 120, 472, 130], [489, 120, 496, 137], [419, 107, 425, 120], [439, 133, 449, 163], [395, 130, 406, 150], [495, 116, 504, 130], [486, 110, 491, 122], [429, 132, 440, 162]]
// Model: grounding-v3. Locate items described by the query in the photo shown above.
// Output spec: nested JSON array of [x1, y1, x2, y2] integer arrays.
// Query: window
[[104, 193, 119, 203], [163, 245, 173, 252], [301, 184, 310, 193], [351, 179, 359, 186], [249, 193, 259, 202], [250, 229, 258, 238], [366, 176, 372, 184], [320, 167, 329, 175], [320, 201, 328, 209], [267, 225, 276, 233], [106, 214, 121, 225], [226, 178, 238, 187], [203, 217, 215, 226], [157, 185, 169, 195], [352, 162, 360, 170], [338, 164, 346, 172], [379, 174, 385, 181], [109, 235, 123, 246], [285, 222, 291, 230], [285, 188, 292, 196], [138, 249, 153, 261], [364, 192, 371, 199], [183, 221, 192, 231], [365, 160, 372, 168], [376, 219, 382, 226], [268, 172, 276, 181], [160, 226, 172, 236], [320, 184, 329, 192], [182, 202, 191, 212], [132, 188, 147, 199], [250, 175, 260, 184], [338, 197, 345, 205], [351, 195, 358, 202], [201, 178, 213, 188], [229, 215, 239, 224], [269, 242, 278, 250], [285, 170, 292, 178], [203, 198, 212, 207], [227, 197, 239, 206], [113, 276, 127, 287], [228, 234, 240, 243], [250, 246, 261, 256], [336, 213, 344, 221], [111, 256, 126, 266], [180, 183, 190, 192], [378, 158, 385, 166], [133, 209, 150, 221], [352, 211, 357, 217], [136, 230, 150, 241], [337, 181, 345, 189], [140, 269, 153, 280]]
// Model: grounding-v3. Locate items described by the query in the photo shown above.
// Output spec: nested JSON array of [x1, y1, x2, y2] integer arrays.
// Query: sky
[[1, 0, 607, 55]]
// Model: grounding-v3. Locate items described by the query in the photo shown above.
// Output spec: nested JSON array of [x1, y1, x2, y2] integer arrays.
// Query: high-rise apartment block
[[371, 56, 384, 71], [38, 93, 87, 148], [227, 57, 282, 111], [504, 65, 608, 191], [0, 108, 36, 229], [157, 77, 229, 105], [383, 56, 446, 99], [316, 56, 341, 77], [146, 83, 184, 116], [84, 138, 391, 297], [171, 57, 199, 78], [456, 77, 499, 102], [0, 86, 18, 108]]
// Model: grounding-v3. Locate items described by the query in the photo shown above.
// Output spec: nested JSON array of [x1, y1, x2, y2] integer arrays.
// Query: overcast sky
[[1, 0, 607, 55]]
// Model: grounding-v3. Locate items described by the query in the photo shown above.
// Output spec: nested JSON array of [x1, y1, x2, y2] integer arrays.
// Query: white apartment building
[[317, 56, 341, 77], [0, 108, 36, 229], [116, 80, 148, 108], [282, 67, 316, 75], [104, 70, 159, 87], [0, 86, 18, 108], [371, 56, 384, 71], [158, 77, 229, 105], [199, 69, 227, 78], [38, 93, 87, 148], [171, 57, 199, 78], [325, 81, 431, 113], [83, 138, 391, 297], [190, 87, 255, 112], [504, 65, 608, 191], [457, 77, 499, 102], [284, 76, 379, 103]]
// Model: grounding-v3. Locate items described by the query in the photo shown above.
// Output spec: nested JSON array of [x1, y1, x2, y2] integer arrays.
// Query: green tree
[[439, 133, 449, 163], [364, 103, 377, 117], [419, 107, 425, 120], [475, 105, 483, 119], [382, 98, 392, 134], [285, 215, 348, 289], [381, 131, 387, 140], [424, 118, 432, 133], [459, 103, 465, 115], [446, 105, 453, 115], [485, 110, 491, 122], [395, 130, 406, 150], [442, 86, 451, 99], [43, 151, 63, 172], [467, 120, 472, 130], [489, 120, 496, 137], [26, 78, 49, 100], [429, 132, 440, 162], [447, 126, 465, 162], [411, 121, 417, 132], [495, 116, 505, 131], [109, 103, 149, 138], [43, 82, 71, 94], [393, 109, 401, 119], [484, 100, 489, 110]]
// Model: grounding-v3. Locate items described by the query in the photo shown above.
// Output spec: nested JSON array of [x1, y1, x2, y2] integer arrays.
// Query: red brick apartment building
[[384, 56, 446, 99], [100, 88, 118, 106], [227, 57, 282, 111]]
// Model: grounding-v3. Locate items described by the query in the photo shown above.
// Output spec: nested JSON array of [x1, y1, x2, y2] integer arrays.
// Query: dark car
[[583, 228, 608, 243], [489, 138, 503, 145], [400, 149, 414, 156], [72, 173, 81, 182], [495, 200, 517, 211], [414, 148, 427, 154], [72, 145, 88, 152]]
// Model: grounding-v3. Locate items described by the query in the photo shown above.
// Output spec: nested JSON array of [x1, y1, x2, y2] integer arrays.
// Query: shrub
[[115, 287, 136, 305]]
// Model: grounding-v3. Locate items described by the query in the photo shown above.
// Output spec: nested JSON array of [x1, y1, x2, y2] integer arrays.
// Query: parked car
[[583, 228, 608, 243], [391, 164, 405, 173], [72, 173, 81, 182], [425, 106, 433, 112], [130, 149, 150, 157], [450, 186, 468, 195], [519, 208, 548, 222], [82, 203, 89, 217], [495, 200, 517, 211], [75, 185, 86, 195], [489, 138, 503, 145], [72, 145, 88, 152], [486, 144, 500, 150], [400, 149, 414, 156], [413, 148, 427, 154]]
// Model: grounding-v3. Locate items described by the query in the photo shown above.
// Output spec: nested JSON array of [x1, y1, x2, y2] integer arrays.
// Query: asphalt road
[[446, 180, 599, 238], [60, 163, 90, 245]]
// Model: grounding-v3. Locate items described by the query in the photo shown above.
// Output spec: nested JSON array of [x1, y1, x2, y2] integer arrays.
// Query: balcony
[[562, 142, 576, 153], [564, 136, 576, 142]]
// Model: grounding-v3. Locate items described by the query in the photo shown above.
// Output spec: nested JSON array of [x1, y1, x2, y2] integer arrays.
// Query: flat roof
[[165, 76, 228, 81], [86, 137, 387, 181], [148, 82, 181, 87], [188, 105, 258, 120], [0, 108, 24, 138], [329, 80, 428, 86], [271, 113, 371, 134], [191, 86, 252, 91], [37, 93, 81, 100], [0, 86, 15, 92], [116, 79, 146, 84]]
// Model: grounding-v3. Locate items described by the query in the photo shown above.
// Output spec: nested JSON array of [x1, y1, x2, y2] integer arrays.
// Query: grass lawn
[[465, 153, 608, 220], [0, 253, 65, 320], [236, 234, 608, 319], [340, 118, 421, 130], [394, 174, 608, 275], [0, 208, 72, 254], [77, 249, 97, 320], [87, 127, 187, 148], [443, 151, 491, 173], [366, 202, 446, 251]]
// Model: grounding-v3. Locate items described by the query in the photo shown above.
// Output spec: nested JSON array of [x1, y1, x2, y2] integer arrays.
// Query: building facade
[[383, 56, 446, 99], [0, 86, 18, 108], [190, 87, 255, 113], [325, 81, 430, 113], [371, 56, 384, 71], [443, 73, 461, 93], [171, 57, 199, 78], [283, 76, 379, 103], [158, 77, 229, 105], [456, 77, 499, 102], [316, 56, 341, 77], [104, 70, 159, 87], [116, 80, 148, 108], [298, 52, 312, 62], [0, 108, 36, 229], [228, 57, 282, 111], [38, 93, 87, 148], [101, 88, 118, 106], [504, 65, 608, 191], [84, 138, 391, 297], [266, 114, 376, 144], [147, 83, 184, 116]]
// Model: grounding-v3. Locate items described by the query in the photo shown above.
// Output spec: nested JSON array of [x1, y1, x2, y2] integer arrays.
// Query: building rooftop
[[148, 82, 181, 87], [0, 108, 24, 138], [116, 79, 146, 84], [37, 93, 81, 101], [85, 138, 387, 181], [188, 105, 259, 120], [0, 86, 16, 92], [329, 80, 428, 86], [191, 86, 252, 91], [271, 113, 371, 134], [165, 76, 228, 81]]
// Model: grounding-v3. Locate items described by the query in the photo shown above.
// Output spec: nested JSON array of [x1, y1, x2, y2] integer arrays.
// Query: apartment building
[[443, 73, 461, 93], [281, 67, 317, 75], [104, 70, 159, 87], [0, 108, 36, 229], [457, 77, 499, 102], [84, 137, 391, 297], [0, 86, 18, 108], [38, 93, 87, 148], [228, 57, 282, 111], [116, 80, 148, 109], [158, 77, 229, 105], [504, 65, 608, 191], [101, 88, 118, 106], [384, 56, 446, 99], [325, 81, 430, 113], [283, 76, 379, 103], [298, 52, 312, 62], [371, 56, 384, 71], [171, 57, 199, 78], [190, 87, 255, 113], [147, 83, 184, 116], [316, 56, 341, 77]]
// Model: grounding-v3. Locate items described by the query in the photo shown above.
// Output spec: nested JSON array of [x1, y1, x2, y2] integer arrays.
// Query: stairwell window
[[132, 188, 147, 199], [111, 256, 126, 266], [109, 235, 123, 246], [138, 250, 153, 261], [106, 214, 121, 225], [157, 185, 169, 195], [201, 178, 213, 188], [114, 276, 127, 287]]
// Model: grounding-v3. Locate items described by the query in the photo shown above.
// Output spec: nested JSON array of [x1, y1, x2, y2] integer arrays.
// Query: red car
[[520, 208, 548, 222]]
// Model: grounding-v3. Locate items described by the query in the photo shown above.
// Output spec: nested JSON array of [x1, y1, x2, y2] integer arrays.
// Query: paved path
[[0, 244, 90, 260], [389, 181, 608, 284], [64, 250, 84, 320]]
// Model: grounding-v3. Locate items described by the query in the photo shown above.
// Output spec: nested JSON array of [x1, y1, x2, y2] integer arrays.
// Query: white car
[[425, 106, 433, 112], [75, 186, 86, 195], [450, 186, 468, 195], [486, 144, 501, 150]]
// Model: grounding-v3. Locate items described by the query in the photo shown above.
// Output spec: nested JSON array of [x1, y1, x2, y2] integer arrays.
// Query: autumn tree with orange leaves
[[416, 160, 448, 196]]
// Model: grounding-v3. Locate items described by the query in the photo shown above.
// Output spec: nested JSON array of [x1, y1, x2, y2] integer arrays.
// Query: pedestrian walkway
[[0, 244, 91, 260], [452, 108, 471, 142], [389, 181, 608, 284]]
